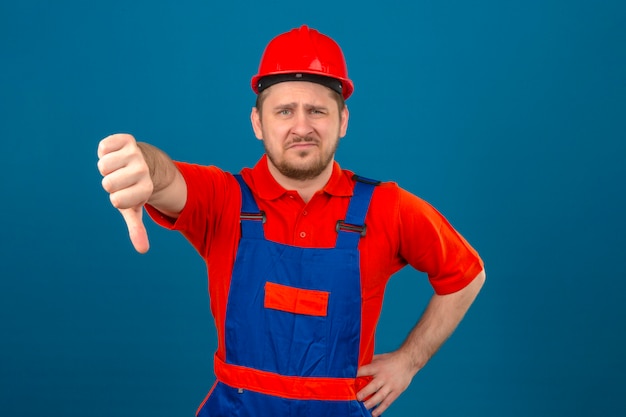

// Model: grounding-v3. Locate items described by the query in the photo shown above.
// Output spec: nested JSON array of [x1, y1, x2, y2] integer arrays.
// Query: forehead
[[261, 81, 337, 106]]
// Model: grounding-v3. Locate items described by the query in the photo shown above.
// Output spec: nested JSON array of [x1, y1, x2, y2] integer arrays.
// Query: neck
[[267, 160, 334, 203]]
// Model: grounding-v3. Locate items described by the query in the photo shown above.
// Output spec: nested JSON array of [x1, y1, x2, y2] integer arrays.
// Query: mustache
[[285, 136, 319, 148]]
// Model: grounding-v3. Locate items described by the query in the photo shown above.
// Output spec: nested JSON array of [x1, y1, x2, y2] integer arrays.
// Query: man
[[97, 25, 485, 417]]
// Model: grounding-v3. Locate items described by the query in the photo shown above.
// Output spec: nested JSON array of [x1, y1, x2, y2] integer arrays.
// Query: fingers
[[98, 133, 152, 253], [120, 207, 150, 254], [356, 372, 384, 409], [97, 134, 144, 177], [357, 376, 398, 417], [356, 352, 414, 416], [364, 387, 398, 417], [107, 183, 153, 211], [97, 133, 134, 159], [356, 358, 379, 400], [98, 135, 128, 178], [103, 166, 153, 209], [356, 361, 375, 378], [98, 133, 153, 209], [357, 363, 384, 412]]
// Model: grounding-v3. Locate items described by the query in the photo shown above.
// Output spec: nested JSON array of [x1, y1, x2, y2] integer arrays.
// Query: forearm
[[400, 269, 486, 373], [137, 142, 187, 217]]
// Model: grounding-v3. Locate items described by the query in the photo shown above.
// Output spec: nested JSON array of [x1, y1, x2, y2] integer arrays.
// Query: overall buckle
[[335, 220, 366, 237]]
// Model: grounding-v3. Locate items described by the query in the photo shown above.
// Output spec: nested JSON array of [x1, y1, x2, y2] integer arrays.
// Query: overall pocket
[[262, 281, 330, 375], [264, 282, 329, 317]]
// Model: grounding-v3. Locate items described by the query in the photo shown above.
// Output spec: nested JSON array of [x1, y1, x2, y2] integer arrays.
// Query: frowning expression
[[251, 81, 349, 181]]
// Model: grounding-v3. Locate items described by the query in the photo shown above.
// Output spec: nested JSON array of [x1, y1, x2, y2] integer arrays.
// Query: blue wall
[[1, 1, 624, 416]]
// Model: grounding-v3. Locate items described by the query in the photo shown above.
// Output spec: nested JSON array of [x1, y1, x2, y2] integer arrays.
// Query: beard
[[264, 135, 339, 181]]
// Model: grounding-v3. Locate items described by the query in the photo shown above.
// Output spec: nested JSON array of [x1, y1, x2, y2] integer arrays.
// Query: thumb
[[120, 207, 150, 254]]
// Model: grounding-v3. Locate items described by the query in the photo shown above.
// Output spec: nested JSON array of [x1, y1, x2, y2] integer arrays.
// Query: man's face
[[251, 81, 349, 181]]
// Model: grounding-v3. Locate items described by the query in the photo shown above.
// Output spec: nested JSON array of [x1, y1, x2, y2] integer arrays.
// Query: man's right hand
[[97, 133, 153, 253]]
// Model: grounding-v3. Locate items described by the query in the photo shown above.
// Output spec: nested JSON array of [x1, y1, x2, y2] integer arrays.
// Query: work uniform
[[146, 155, 483, 416]]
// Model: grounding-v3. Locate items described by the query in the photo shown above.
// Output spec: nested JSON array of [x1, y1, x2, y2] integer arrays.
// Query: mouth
[[288, 142, 317, 150], [285, 137, 319, 150]]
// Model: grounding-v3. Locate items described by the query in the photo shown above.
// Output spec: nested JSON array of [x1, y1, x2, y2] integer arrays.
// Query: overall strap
[[335, 175, 380, 249], [234, 174, 265, 239]]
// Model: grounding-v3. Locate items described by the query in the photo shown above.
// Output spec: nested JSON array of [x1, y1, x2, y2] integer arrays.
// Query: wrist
[[397, 344, 427, 375]]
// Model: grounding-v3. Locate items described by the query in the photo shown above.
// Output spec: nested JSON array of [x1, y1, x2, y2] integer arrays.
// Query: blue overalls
[[197, 175, 378, 417]]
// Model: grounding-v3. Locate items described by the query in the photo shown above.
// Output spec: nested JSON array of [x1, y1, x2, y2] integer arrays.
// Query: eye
[[278, 109, 292, 116], [309, 108, 327, 116]]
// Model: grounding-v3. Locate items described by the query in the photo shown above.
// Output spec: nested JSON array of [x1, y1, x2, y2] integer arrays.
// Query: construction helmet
[[251, 25, 354, 100]]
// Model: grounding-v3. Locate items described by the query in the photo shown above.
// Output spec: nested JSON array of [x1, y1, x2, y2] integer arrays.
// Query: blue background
[[1, 1, 625, 416]]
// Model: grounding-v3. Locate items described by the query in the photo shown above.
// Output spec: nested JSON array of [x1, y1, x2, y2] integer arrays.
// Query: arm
[[97, 133, 187, 253], [136, 141, 187, 216], [357, 269, 485, 416]]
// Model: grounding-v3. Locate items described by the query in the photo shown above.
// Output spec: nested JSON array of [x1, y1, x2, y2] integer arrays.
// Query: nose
[[290, 110, 314, 138]]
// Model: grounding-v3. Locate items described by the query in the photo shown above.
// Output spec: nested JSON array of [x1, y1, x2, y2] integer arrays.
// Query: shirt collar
[[244, 155, 354, 200]]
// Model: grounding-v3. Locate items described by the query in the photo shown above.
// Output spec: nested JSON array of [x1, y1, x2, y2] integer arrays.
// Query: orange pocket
[[264, 282, 329, 317]]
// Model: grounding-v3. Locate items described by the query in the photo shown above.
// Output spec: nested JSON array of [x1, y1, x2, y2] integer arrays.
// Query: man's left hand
[[356, 350, 417, 416]]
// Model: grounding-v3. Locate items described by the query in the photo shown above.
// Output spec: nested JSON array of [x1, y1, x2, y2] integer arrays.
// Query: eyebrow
[[272, 102, 329, 111], [272, 102, 297, 110]]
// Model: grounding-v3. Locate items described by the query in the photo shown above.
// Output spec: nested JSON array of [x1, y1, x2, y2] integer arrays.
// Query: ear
[[250, 107, 263, 140], [339, 105, 349, 138]]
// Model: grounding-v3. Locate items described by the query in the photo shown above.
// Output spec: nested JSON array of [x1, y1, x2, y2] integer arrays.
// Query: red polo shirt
[[146, 155, 483, 367]]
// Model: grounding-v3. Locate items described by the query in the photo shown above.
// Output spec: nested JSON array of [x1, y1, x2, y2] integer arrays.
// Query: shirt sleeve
[[396, 188, 484, 295], [145, 161, 234, 257]]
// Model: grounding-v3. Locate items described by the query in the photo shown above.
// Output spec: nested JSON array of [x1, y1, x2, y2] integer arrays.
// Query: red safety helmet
[[251, 25, 354, 100]]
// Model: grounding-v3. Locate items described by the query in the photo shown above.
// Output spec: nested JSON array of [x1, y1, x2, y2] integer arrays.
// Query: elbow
[[467, 268, 486, 297], [476, 268, 486, 286]]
